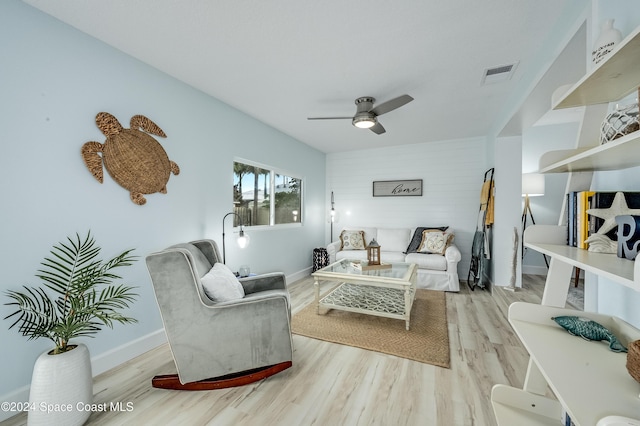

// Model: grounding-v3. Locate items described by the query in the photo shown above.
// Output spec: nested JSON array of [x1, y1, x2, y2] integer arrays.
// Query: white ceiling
[[23, 0, 578, 153]]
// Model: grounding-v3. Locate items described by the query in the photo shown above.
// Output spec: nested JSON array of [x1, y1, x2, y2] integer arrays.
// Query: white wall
[[522, 122, 579, 273], [326, 137, 488, 279], [0, 0, 325, 410], [493, 136, 523, 287]]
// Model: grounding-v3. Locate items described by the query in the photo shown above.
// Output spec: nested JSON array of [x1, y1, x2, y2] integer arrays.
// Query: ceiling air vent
[[481, 62, 519, 85]]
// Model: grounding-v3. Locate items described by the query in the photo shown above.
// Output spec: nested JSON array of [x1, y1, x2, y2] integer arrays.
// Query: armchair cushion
[[201, 263, 245, 302]]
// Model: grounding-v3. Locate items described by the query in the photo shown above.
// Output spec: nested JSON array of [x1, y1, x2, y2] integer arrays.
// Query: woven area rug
[[292, 289, 450, 368]]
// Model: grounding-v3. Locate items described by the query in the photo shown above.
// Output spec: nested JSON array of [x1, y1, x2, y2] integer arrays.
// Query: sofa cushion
[[201, 263, 245, 302], [418, 231, 454, 255], [336, 250, 368, 262], [340, 230, 366, 250], [336, 250, 408, 265], [405, 226, 449, 253], [380, 251, 407, 264], [376, 228, 411, 253], [405, 253, 448, 271]]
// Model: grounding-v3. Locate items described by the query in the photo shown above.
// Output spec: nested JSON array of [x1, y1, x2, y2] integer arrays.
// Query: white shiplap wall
[[326, 137, 489, 278]]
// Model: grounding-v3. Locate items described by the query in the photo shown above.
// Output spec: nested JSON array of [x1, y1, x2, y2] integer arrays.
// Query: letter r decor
[[373, 179, 423, 197]]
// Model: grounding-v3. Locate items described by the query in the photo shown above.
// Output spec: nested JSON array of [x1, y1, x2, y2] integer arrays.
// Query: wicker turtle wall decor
[[81, 112, 180, 205]]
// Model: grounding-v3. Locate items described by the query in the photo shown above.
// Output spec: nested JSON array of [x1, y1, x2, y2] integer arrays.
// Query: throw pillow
[[418, 231, 454, 255], [201, 263, 245, 302], [340, 230, 366, 250], [405, 226, 449, 253]]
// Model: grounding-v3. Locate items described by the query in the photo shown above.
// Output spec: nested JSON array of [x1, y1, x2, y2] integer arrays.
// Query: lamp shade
[[522, 173, 545, 197]]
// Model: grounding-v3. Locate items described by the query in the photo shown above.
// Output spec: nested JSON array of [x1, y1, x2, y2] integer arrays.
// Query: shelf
[[553, 25, 640, 109], [491, 385, 561, 426], [538, 130, 640, 173], [506, 303, 640, 424], [524, 241, 639, 291]]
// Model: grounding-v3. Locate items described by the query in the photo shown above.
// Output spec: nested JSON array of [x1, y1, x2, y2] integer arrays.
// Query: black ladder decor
[[467, 168, 494, 290]]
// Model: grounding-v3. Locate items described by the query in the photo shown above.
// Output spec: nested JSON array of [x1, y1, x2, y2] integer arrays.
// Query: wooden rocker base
[[151, 361, 292, 391]]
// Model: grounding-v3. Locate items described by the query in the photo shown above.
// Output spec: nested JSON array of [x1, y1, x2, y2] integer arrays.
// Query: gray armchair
[[145, 239, 293, 390]]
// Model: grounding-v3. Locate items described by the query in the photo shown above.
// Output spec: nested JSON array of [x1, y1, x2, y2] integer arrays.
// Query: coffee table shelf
[[320, 283, 409, 316]]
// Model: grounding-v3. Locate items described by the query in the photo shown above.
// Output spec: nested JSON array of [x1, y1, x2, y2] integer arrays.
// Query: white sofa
[[327, 227, 461, 292]]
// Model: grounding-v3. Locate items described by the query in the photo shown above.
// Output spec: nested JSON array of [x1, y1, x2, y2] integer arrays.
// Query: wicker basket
[[626, 340, 640, 383]]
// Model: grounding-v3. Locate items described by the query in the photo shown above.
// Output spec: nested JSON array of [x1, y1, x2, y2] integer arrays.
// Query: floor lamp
[[222, 212, 250, 264], [330, 191, 336, 242], [521, 173, 548, 267]]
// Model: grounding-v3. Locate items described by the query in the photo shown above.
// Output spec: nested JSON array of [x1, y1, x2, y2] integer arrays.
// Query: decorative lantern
[[367, 239, 381, 265]]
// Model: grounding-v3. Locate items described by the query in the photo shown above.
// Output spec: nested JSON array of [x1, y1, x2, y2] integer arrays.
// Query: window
[[233, 161, 302, 227], [274, 173, 302, 225]]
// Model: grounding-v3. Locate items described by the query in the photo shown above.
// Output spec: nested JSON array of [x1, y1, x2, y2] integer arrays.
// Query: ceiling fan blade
[[307, 117, 352, 120], [370, 122, 386, 135], [371, 94, 414, 116]]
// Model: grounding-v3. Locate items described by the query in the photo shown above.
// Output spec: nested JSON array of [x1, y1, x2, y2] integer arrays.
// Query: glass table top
[[315, 258, 413, 280]]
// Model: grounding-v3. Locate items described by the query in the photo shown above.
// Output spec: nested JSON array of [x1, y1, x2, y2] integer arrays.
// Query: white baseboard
[[0, 329, 167, 422], [286, 266, 312, 285], [484, 275, 494, 291], [0, 384, 30, 422], [91, 328, 167, 376]]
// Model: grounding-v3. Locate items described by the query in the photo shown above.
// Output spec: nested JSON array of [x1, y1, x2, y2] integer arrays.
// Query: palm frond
[[36, 232, 102, 296], [5, 286, 59, 344], [4, 231, 138, 353]]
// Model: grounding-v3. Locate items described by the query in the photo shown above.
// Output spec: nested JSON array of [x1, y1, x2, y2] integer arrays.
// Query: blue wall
[[0, 0, 325, 401]]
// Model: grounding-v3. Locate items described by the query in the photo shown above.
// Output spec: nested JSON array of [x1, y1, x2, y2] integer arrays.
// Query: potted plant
[[4, 231, 138, 426]]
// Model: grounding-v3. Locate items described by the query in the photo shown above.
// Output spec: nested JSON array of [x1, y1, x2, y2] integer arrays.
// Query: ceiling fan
[[307, 94, 414, 135]]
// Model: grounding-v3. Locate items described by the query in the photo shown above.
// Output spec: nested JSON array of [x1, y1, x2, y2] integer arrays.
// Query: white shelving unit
[[525, 240, 638, 291], [553, 25, 640, 110], [538, 25, 640, 174], [492, 24, 640, 426], [538, 130, 640, 173]]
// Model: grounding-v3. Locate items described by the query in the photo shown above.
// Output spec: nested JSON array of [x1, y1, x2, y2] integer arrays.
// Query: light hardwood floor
[[2, 274, 559, 426]]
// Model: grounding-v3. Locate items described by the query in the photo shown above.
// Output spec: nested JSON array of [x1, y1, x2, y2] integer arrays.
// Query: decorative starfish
[[587, 192, 640, 234]]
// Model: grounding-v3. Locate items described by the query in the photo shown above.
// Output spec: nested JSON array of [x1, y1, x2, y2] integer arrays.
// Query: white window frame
[[233, 158, 303, 229]]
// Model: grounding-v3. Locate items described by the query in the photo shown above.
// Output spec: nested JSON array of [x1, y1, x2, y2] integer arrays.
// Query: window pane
[[274, 174, 302, 224], [233, 162, 270, 226]]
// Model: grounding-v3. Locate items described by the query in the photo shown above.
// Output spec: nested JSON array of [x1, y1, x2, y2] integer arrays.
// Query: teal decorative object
[[552, 316, 627, 352]]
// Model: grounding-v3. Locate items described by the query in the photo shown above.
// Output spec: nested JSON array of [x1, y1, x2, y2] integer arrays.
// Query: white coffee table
[[312, 259, 417, 330]]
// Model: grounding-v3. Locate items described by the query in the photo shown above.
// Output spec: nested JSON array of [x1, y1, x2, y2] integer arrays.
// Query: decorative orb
[[601, 103, 639, 145]]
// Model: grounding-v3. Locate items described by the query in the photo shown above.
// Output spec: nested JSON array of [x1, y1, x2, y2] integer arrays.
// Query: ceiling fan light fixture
[[352, 114, 377, 129], [307, 94, 412, 135]]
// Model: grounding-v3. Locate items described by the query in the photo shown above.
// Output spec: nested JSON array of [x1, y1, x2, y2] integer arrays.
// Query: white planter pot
[[28, 343, 93, 426]]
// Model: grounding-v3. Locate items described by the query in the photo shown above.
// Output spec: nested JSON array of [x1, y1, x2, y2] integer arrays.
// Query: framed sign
[[372, 179, 423, 197]]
